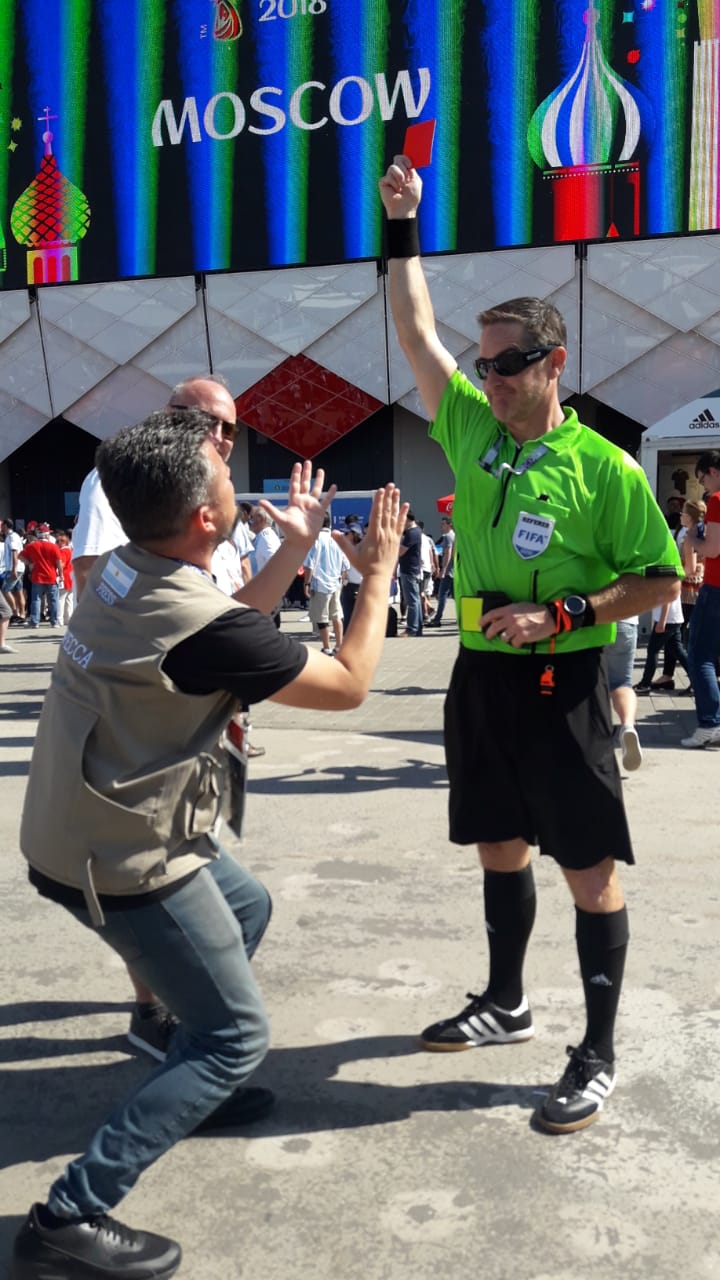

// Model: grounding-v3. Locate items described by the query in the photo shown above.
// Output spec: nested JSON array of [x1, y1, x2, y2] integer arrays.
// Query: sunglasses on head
[[168, 403, 238, 441], [473, 346, 558, 381]]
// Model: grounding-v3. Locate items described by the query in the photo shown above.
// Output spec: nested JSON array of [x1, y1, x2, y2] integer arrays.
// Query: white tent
[[641, 390, 720, 497]]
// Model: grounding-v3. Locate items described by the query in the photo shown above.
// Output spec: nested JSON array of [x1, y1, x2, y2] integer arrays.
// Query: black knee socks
[[576, 905, 629, 1064], [483, 865, 537, 1010]]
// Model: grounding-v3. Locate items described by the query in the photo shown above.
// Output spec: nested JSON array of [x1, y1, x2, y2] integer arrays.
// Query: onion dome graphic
[[527, 6, 654, 241], [528, 6, 654, 170], [10, 109, 90, 284]]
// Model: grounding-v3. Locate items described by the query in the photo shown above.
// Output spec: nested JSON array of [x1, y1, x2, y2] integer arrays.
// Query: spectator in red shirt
[[22, 524, 63, 627], [56, 530, 74, 626]]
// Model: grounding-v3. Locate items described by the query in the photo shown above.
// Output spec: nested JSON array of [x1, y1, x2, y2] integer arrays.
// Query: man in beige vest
[[13, 408, 407, 1280]]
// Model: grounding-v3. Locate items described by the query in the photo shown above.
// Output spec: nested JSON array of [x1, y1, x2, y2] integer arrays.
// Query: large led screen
[[0, 0, 718, 289]]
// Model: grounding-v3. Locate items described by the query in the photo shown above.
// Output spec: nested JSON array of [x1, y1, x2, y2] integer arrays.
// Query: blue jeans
[[399, 572, 423, 635], [48, 848, 271, 1217], [30, 581, 58, 625], [434, 575, 454, 623], [688, 583, 720, 727]]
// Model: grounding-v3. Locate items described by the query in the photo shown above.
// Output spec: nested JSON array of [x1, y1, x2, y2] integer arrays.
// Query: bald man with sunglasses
[[71, 375, 256, 1061], [72, 376, 239, 598], [379, 155, 682, 1134]]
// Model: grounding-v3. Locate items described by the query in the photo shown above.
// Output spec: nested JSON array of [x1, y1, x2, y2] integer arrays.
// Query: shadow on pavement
[[0, 1000, 125, 1028], [0, 762, 30, 778], [378, 686, 448, 697], [0, 700, 44, 720], [248, 759, 447, 795], [0, 1034, 543, 1172]]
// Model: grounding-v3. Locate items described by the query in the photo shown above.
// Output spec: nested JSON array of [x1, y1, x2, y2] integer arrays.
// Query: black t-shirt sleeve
[[162, 607, 308, 702]]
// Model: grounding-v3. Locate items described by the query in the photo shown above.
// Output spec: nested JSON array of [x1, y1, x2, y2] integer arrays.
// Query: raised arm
[[271, 485, 408, 710], [379, 155, 457, 421], [232, 461, 336, 614]]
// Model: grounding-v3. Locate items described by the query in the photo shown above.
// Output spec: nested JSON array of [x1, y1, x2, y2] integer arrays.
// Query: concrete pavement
[[1, 610, 718, 1280]]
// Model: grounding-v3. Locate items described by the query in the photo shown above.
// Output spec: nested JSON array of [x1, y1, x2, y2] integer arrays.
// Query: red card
[[403, 120, 436, 169]]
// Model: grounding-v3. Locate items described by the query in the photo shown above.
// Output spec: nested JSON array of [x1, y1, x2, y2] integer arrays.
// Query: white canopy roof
[[644, 390, 720, 442]]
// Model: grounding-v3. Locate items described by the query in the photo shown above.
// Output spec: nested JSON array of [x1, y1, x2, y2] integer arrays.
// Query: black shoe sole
[[11, 1244, 181, 1280], [11, 1257, 181, 1280]]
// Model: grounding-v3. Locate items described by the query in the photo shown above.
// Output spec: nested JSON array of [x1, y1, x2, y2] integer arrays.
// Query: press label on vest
[[101, 551, 137, 599], [96, 580, 117, 606], [61, 629, 94, 669]]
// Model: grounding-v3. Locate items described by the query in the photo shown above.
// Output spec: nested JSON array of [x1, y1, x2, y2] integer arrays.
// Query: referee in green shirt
[[379, 154, 682, 1134]]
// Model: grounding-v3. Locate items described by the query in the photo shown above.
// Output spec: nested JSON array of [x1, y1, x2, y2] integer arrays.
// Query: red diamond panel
[[235, 355, 383, 458]]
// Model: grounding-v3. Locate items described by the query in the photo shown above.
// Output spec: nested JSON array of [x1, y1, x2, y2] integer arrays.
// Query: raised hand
[[378, 154, 423, 220], [332, 485, 408, 578], [257, 461, 337, 552]]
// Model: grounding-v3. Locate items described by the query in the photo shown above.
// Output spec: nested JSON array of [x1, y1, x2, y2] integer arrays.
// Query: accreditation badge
[[512, 511, 555, 560]]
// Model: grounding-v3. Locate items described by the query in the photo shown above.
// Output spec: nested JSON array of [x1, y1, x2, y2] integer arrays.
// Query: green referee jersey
[[429, 371, 682, 655]]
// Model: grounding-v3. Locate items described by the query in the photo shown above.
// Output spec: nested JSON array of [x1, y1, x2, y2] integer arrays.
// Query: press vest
[[20, 544, 242, 923]]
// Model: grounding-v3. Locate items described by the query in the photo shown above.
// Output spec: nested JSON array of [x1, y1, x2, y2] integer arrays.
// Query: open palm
[[258, 460, 337, 551]]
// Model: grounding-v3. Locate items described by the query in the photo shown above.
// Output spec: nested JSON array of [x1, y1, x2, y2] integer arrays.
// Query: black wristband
[[385, 218, 420, 259]]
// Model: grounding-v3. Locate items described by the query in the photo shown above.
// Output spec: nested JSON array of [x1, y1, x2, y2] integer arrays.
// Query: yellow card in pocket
[[460, 596, 485, 632]]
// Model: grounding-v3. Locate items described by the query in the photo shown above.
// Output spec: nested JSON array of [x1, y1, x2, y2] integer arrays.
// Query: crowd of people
[[5, 160, 720, 1279], [0, 519, 75, 651]]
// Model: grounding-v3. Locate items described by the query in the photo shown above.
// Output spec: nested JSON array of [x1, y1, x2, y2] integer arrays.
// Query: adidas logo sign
[[589, 973, 612, 986], [689, 408, 720, 430]]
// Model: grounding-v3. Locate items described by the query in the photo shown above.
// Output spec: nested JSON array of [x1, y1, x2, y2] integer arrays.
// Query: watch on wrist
[[561, 594, 595, 630]]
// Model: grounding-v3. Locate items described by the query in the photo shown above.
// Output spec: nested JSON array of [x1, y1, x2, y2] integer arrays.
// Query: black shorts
[[444, 646, 634, 870]]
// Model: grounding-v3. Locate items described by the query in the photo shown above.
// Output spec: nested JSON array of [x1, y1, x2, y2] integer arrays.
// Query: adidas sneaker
[[535, 1044, 616, 1133], [419, 991, 534, 1051]]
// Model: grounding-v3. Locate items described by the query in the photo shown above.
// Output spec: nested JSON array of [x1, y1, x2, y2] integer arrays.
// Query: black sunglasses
[[473, 346, 558, 381], [168, 402, 238, 441]]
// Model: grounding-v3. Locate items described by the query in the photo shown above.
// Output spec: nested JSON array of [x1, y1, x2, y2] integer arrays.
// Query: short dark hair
[[2, 518, 13, 530], [695, 451, 720, 478], [478, 297, 567, 349], [96, 409, 218, 543]]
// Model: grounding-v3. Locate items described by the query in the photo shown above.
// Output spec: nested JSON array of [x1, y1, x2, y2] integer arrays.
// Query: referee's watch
[[560, 594, 595, 630]]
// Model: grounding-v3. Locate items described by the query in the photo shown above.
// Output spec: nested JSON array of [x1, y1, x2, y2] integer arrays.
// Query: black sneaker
[[127, 1004, 179, 1062], [190, 1085, 276, 1134], [420, 991, 534, 1051], [11, 1204, 181, 1279], [535, 1044, 616, 1134]]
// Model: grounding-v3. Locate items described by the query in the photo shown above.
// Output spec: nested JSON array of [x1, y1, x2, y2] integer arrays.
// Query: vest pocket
[[160, 751, 227, 842], [75, 703, 228, 875]]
